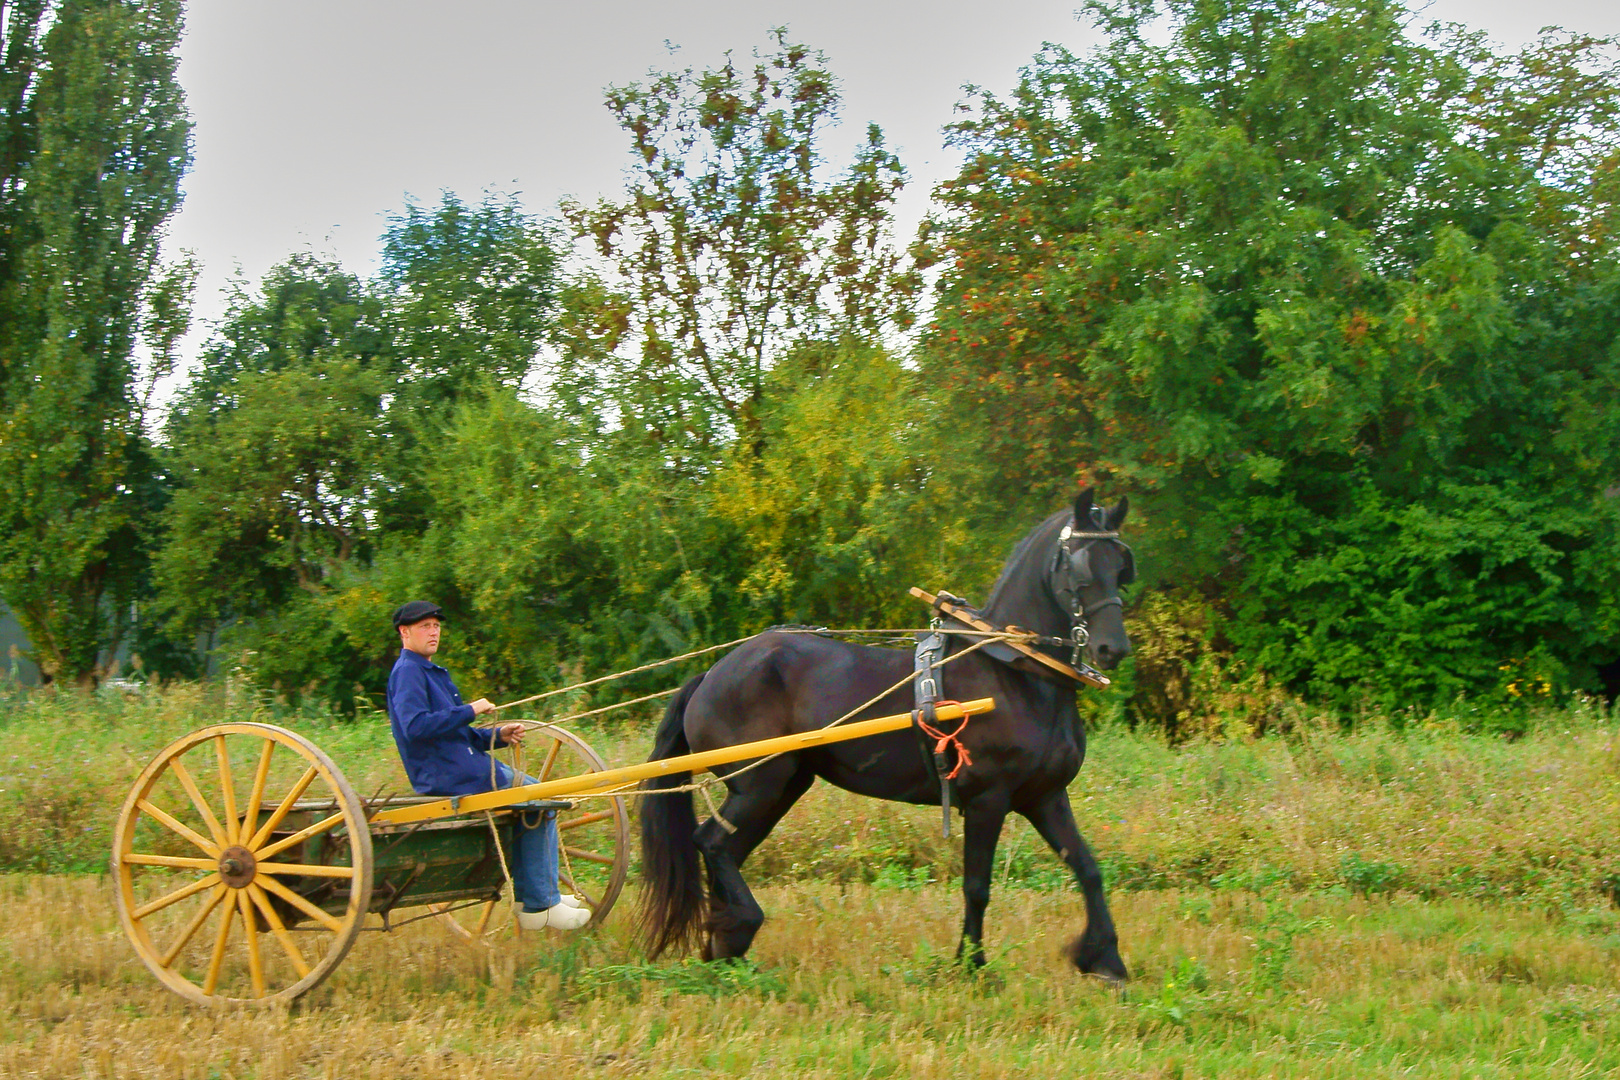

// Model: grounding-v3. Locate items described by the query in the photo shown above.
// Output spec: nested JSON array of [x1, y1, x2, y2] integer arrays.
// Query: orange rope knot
[[915, 699, 973, 780]]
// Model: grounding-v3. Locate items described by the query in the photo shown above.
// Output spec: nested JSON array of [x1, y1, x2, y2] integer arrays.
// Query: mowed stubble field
[[2, 686, 1620, 1078]]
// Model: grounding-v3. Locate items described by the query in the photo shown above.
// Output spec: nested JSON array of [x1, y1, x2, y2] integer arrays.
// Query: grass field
[[2, 684, 1619, 1077]]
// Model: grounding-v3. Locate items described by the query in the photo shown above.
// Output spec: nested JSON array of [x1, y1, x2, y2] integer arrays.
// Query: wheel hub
[[218, 845, 257, 889]]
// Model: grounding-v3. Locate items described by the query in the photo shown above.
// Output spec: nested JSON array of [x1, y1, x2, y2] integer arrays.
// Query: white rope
[[699, 783, 737, 834], [487, 625, 1046, 713], [483, 809, 517, 938]]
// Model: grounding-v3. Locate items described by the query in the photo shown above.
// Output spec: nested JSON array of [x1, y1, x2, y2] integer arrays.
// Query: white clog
[[516, 902, 591, 931], [512, 894, 585, 915]]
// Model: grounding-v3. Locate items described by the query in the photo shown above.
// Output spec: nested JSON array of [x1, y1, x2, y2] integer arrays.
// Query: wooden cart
[[113, 697, 995, 1005]]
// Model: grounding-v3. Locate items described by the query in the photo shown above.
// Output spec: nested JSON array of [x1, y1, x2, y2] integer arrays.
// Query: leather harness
[[912, 627, 954, 837], [909, 514, 1128, 837]]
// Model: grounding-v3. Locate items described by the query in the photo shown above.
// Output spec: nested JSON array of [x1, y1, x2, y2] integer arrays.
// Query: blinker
[[1053, 517, 1136, 593], [1061, 534, 1135, 589], [1069, 546, 1093, 586]]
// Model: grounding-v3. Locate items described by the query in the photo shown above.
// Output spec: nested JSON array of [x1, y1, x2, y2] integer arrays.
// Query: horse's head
[[1047, 488, 1134, 670]]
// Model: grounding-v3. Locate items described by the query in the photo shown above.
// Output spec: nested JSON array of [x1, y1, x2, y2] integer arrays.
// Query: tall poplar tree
[[0, 0, 191, 684]]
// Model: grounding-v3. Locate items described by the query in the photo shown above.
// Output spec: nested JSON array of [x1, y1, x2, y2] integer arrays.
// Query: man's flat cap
[[392, 600, 444, 627]]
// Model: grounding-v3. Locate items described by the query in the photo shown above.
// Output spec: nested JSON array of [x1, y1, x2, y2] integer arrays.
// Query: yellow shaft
[[368, 697, 996, 826]]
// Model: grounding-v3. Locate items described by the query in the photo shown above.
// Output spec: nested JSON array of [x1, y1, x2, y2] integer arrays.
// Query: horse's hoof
[[1064, 935, 1130, 983]]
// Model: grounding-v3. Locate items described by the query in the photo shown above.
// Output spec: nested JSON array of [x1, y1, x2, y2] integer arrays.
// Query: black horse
[[639, 489, 1134, 981]]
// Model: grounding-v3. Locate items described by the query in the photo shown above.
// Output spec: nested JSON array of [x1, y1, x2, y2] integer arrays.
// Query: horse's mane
[[984, 509, 1068, 609]]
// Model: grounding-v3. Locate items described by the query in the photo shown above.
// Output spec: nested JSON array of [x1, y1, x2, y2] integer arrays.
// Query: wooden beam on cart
[[368, 697, 997, 827]]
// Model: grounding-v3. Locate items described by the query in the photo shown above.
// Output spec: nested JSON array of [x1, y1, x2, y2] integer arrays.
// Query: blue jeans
[[493, 763, 562, 911]]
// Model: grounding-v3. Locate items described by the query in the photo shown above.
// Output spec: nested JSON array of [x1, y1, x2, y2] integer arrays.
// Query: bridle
[[1047, 509, 1136, 666]]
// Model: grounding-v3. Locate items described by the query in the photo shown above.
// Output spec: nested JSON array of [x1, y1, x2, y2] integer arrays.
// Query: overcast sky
[[167, 0, 1619, 369]]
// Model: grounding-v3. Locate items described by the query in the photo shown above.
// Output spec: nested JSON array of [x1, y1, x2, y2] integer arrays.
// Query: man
[[386, 600, 590, 931]]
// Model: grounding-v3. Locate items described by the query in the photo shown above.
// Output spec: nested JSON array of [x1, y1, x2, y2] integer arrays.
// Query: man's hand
[[495, 722, 526, 745], [469, 698, 497, 716]]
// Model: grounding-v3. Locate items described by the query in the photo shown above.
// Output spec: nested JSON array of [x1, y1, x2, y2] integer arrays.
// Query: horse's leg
[[1021, 790, 1129, 982], [694, 761, 814, 961], [957, 790, 1010, 967]]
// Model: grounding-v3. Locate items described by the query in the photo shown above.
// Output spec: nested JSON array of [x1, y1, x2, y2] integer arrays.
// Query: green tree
[[157, 256, 392, 702], [923, 0, 1620, 705], [380, 192, 559, 408], [157, 195, 565, 703], [481, 35, 939, 686], [708, 341, 986, 630], [376, 192, 561, 535], [562, 33, 918, 460], [0, 0, 191, 685], [327, 389, 621, 697]]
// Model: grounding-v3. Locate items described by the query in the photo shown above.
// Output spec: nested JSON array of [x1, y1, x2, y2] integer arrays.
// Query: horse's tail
[[638, 673, 708, 959]]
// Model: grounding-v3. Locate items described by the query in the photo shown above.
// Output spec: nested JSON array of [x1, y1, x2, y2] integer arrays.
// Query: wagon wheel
[[112, 723, 374, 1006], [432, 725, 630, 945]]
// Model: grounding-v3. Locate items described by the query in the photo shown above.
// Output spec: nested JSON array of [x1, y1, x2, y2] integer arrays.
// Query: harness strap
[[913, 629, 956, 838]]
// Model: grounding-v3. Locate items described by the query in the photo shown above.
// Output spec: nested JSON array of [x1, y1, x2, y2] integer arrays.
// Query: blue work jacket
[[386, 648, 506, 796]]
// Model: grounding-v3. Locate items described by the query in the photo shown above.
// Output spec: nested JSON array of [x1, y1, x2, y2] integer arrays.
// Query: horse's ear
[[1106, 496, 1130, 531], [1074, 487, 1095, 522]]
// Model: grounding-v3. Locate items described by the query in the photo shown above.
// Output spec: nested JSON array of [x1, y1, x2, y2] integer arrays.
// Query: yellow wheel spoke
[[253, 811, 346, 862], [136, 799, 220, 857], [559, 809, 615, 831], [215, 736, 240, 846], [133, 873, 221, 920], [169, 757, 229, 850], [123, 853, 217, 870], [247, 884, 310, 979], [256, 861, 354, 879], [116, 722, 376, 1007], [161, 885, 228, 968], [538, 739, 563, 781], [238, 890, 266, 998], [243, 739, 276, 845], [255, 874, 344, 933], [473, 899, 496, 937], [201, 894, 236, 996], [246, 765, 319, 850], [563, 846, 616, 866]]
